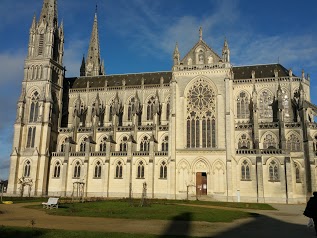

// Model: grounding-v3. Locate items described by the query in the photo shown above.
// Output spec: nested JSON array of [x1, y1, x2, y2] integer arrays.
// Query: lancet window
[[160, 160, 167, 179], [147, 96, 155, 120], [161, 136, 168, 151], [26, 127, 36, 148], [286, 133, 301, 151], [53, 161, 61, 178], [137, 161, 145, 179], [73, 161, 81, 178], [295, 163, 301, 183], [24, 160, 31, 177], [115, 161, 123, 178], [268, 160, 279, 181], [94, 161, 102, 178], [186, 78, 216, 148], [99, 136, 107, 152], [127, 97, 135, 121], [140, 136, 150, 151], [29, 91, 40, 122], [259, 90, 273, 118], [236, 91, 250, 119], [120, 136, 128, 152], [241, 160, 251, 180], [166, 98, 170, 120]]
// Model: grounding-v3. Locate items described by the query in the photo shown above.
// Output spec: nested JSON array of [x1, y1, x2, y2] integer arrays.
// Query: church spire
[[85, 7, 105, 76], [39, 0, 58, 27], [199, 26, 203, 41]]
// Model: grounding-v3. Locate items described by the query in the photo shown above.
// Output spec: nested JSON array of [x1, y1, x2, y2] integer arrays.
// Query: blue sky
[[0, 0, 317, 180]]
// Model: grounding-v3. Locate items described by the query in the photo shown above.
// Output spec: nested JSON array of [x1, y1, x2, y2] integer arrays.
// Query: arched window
[[166, 98, 170, 120], [120, 136, 128, 152], [140, 136, 150, 151], [281, 89, 290, 118], [295, 163, 301, 183], [115, 161, 123, 178], [286, 133, 301, 151], [99, 136, 107, 152], [241, 160, 250, 180], [53, 161, 61, 178], [24, 160, 31, 177], [161, 136, 168, 151], [269, 160, 279, 181], [137, 161, 145, 179], [237, 91, 250, 119], [187, 78, 216, 148], [147, 96, 155, 120], [238, 134, 251, 149], [263, 134, 277, 149], [79, 138, 87, 152], [109, 103, 113, 122], [60, 139, 66, 152], [160, 160, 167, 179], [259, 90, 273, 118], [127, 97, 135, 121], [26, 127, 36, 148], [29, 91, 40, 122], [94, 161, 102, 178], [73, 161, 81, 178]]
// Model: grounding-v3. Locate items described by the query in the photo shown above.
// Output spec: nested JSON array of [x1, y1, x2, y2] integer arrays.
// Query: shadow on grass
[[0, 226, 47, 238], [158, 212, 192, 237]]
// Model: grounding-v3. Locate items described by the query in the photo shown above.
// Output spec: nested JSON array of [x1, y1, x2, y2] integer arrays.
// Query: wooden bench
[[42, 197, 59, 209]]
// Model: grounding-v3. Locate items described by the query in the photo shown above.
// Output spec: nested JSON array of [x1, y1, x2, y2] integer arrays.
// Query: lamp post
[[0, 180, 3, 203]]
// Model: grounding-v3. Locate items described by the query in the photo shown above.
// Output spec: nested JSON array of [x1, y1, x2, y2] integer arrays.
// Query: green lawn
[[0, 226, 179, 238], [30, 199, 257, 223]]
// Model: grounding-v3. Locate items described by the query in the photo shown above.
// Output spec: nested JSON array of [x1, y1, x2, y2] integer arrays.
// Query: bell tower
[[7, 0, 64, 196]]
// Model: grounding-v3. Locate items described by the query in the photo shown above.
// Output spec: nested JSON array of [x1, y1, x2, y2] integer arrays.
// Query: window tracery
[[94, 161, 102, 178], [186, 78, 216, 148], [99, 136, 107, 152], [160, 160, 167, 179], [241, 160, 250, 180], [286, 133, 301, 151], [53, 161, 61, 178], [140, 136, 150, 151], [259, 90, 273, 118], [120, 136, 128, 152], [137, 161, 145, 179], [73, 161, 81, 178], [147, 96, 155, 120], [269, 160, 279, 181], [161, 136, 168, 151], [24, 160, 31, 177], [237, 91, 250, 119], [29, 91, 40, 122], [263, 133, 277, 149], [115, 161, 123, 178], [238, 134, 251, 149]]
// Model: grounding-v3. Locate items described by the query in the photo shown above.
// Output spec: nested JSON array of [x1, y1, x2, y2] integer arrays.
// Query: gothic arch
[[235, 90, 250, 119], [70, 158, 84, 166], [177, 159, 191, 192], [58, 136, 67, 152], [192, 157, 211, 174], [211, 159, 226, 193], [258, 88, 274, 118], [112, 158, 126, 166], [286, 131, 301, 151], [90, 158, 104, 166], [184, 75, 218, 96], [133, 158, 148, 166], [260, 131, 278, 149], [236, 132, 252, 149], [20, 158, 33, 165]]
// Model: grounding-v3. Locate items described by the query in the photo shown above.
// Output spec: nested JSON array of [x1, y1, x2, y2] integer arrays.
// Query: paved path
[[0, 202, 315, 237]]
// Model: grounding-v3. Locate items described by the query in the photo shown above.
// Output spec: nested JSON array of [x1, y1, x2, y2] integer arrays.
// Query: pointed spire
[[30, 14, 37, 31], [199, 26, 203, 41], [39, 0, 58, 27], [86, 8, 104, 76], [222, 37, 230, 63], [173, 42, 180, 66]]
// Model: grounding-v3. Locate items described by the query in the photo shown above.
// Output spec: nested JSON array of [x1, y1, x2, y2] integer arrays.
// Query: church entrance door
[[196, 172, 207, 195]]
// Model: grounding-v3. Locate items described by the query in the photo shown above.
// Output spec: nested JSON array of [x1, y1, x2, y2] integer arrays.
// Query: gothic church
[[7, 0, 317, 203]]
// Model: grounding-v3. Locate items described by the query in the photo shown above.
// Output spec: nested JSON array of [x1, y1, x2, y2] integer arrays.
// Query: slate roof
[[232, 63, 291, 79], [67, 71, 172, 89], [66, 64, 294, 89]]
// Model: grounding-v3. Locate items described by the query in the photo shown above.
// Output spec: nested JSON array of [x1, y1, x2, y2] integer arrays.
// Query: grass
[[0, 226, 179, 238], [2, 196, 47, 203], [28, 199, 259, 223]]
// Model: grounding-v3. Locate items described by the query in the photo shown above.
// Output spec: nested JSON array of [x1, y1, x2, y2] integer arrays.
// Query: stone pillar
[[256, 156, 265, 203]]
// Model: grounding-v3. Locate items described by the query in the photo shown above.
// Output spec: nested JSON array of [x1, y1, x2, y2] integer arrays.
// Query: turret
[[80, 55, 86, 76]]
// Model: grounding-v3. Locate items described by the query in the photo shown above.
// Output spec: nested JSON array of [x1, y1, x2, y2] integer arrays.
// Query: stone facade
[[7, 0, 317, 203]]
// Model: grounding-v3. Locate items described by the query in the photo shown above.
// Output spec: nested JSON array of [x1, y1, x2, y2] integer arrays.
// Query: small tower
[[222, 38, 230, 63], [80, 55, 86, 76], [85, 7, 105, 76]]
